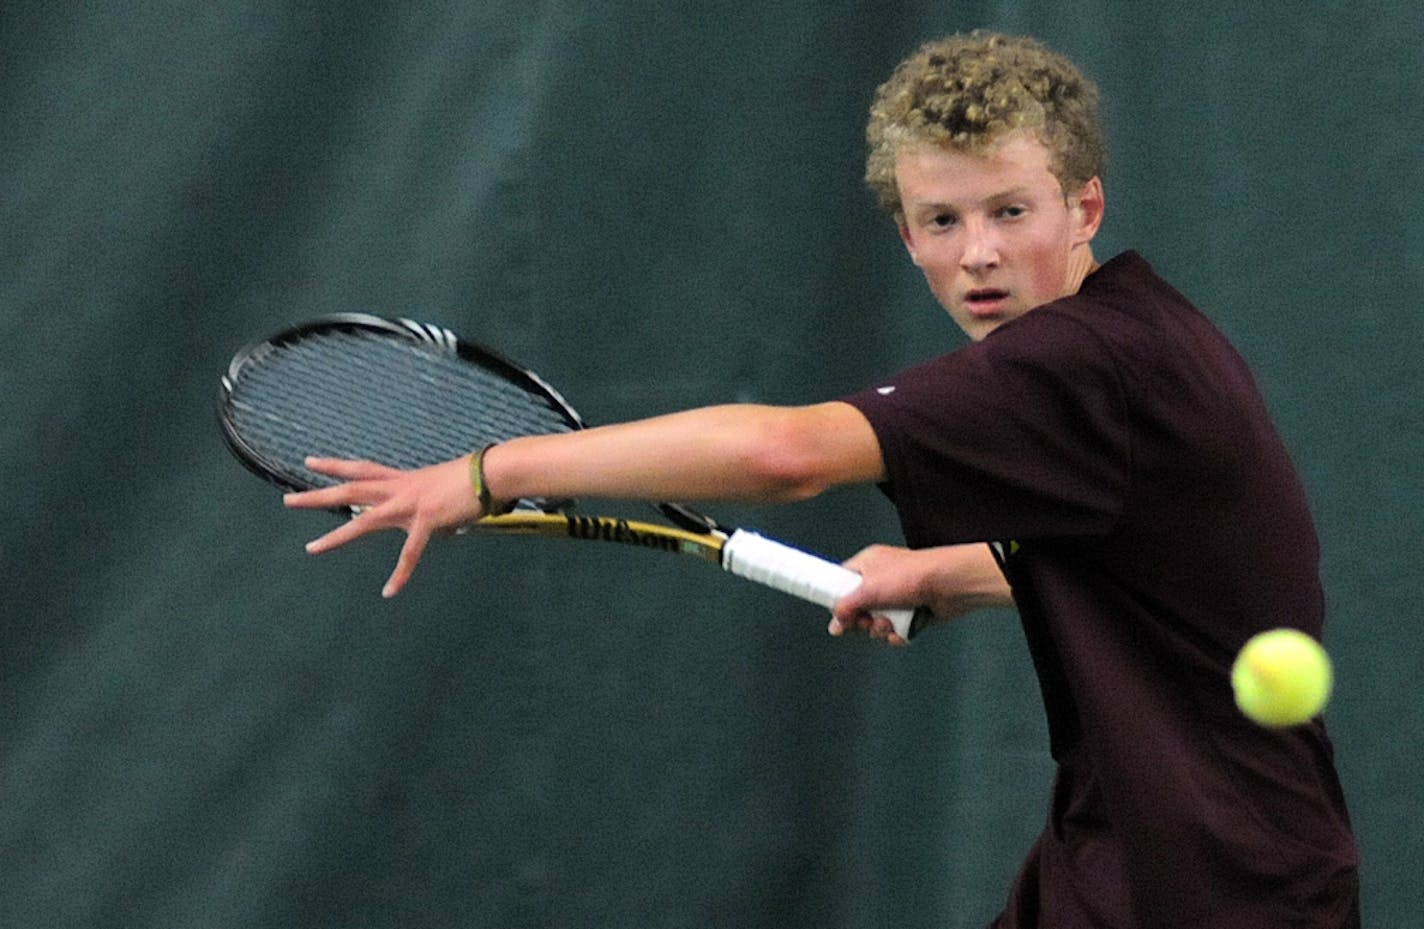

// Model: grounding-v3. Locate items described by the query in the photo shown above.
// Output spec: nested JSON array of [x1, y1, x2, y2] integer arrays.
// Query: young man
[[287, 32, 1359, 928]]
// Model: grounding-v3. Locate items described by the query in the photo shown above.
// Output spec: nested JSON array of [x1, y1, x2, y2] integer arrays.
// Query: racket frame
[[218, 313, 585, 498]]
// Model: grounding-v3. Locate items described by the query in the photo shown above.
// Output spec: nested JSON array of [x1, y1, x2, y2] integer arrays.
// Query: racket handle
[[721, 530, 922, 640]]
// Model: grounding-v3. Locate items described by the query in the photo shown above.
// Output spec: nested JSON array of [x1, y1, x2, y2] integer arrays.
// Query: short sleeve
[[842, 310, 1131, 549]]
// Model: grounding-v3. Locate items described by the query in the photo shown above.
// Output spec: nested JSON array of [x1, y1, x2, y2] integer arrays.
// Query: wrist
[[469, 444, 513, 515]]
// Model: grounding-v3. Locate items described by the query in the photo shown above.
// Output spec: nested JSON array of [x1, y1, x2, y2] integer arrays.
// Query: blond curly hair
[[865, 32, 1107, 215]]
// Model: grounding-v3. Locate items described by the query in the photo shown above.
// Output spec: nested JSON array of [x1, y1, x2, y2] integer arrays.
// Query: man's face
[[895, 132, 1103, 342]]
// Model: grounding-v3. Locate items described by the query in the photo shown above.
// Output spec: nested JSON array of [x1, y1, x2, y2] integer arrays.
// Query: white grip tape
[[721, 530, 915, 640]]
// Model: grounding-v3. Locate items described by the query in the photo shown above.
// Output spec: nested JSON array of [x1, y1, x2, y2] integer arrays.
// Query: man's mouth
[[965, 289, 1010, 314]]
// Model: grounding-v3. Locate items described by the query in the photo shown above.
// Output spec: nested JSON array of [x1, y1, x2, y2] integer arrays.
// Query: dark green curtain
[[2, 2, 1418, 926]]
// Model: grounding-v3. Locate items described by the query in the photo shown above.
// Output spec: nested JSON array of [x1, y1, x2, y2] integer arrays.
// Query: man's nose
[[960, 221, 1000, 271]]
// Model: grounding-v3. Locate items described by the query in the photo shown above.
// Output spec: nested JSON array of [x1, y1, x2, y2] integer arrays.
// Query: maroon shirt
[[843, 252, 1357, 928]]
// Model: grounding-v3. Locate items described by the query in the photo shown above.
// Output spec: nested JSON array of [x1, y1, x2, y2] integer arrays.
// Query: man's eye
[[998, 205, 1027, 219], [931, 213, 956, 228]]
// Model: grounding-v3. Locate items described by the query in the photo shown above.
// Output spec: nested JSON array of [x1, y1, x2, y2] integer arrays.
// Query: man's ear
[[897, 218, 922, 266], [1071, 176, 1105, 245]]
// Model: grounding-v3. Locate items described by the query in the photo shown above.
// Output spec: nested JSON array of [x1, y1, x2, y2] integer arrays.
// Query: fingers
[[830, 543, 912, 647], [284, 458, 401, 511], [306, 456, 404, 479], [827, 610, 908, 647], [296, 497, 434, 598], [382, 521, 432, 598], [283, 456, 457, 599], [301, 510, 382, 555]]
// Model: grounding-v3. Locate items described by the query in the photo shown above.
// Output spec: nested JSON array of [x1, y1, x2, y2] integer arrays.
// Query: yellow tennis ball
[[1231, 628, 1333, 727]]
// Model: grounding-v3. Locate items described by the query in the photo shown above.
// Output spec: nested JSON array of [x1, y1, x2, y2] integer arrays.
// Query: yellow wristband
[[469, 444, 511, 515]]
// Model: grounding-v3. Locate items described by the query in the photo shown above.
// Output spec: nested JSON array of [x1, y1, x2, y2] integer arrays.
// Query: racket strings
[[226, 330, 576, 488]]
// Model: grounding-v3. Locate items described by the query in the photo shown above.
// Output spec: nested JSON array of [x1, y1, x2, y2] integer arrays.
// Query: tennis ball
[[1230, 628, 1333, 727]]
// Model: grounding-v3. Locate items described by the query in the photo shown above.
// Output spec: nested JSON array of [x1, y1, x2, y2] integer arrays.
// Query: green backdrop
[[3, 2, 1419, 926]]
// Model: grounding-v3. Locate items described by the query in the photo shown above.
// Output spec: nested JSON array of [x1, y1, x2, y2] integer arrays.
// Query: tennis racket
[[218, 314, 924, 639]]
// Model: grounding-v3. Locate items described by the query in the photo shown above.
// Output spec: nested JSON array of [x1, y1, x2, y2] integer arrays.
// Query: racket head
[[218, 313, 584, 497]]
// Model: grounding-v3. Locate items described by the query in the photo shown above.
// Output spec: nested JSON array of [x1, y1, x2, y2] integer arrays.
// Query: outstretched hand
[[283, 455, 483, 598]]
